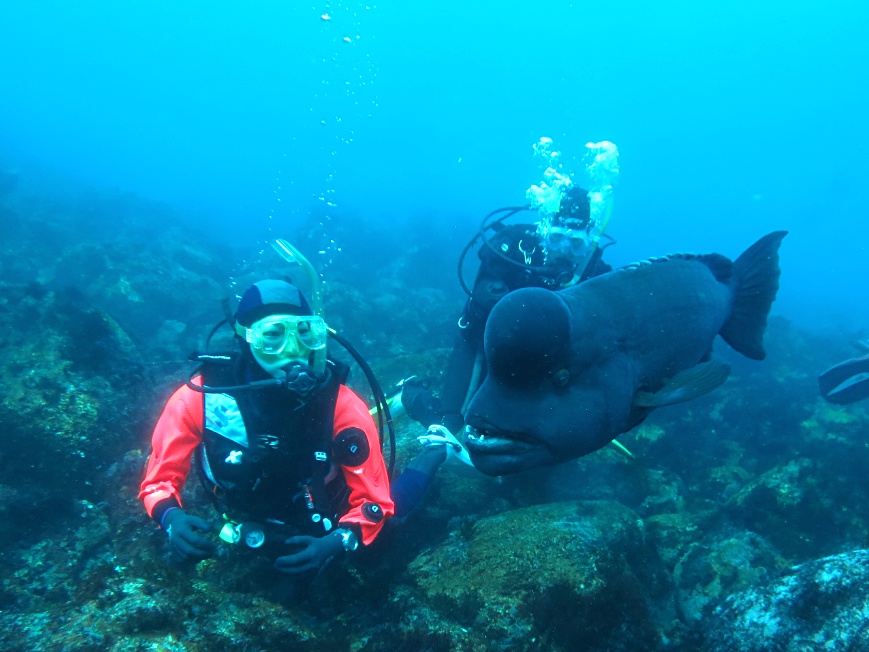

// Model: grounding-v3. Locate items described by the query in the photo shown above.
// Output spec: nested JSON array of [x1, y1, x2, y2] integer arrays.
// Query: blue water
[[1, 1, 867, 332]]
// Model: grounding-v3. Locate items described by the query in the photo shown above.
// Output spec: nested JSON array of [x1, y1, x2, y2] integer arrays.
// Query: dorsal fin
[[616, 252, 733, 283]]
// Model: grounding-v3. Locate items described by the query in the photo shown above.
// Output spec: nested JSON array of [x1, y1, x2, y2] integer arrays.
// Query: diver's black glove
[[400, 377, 443, 426], [162, 508, 217, 562], [274, 529, 357, 576]]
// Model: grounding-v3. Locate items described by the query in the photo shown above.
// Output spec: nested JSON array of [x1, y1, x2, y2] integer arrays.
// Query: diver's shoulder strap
[[325, 357, 350, 386], [196, 351, 242, 387]]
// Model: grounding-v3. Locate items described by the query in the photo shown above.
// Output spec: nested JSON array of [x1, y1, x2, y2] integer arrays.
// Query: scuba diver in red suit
[[141, 280, 394, 574]]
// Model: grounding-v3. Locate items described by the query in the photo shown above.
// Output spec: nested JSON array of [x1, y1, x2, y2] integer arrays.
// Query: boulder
[[705, 548, 869, 651], [408, 500, 661, 651]]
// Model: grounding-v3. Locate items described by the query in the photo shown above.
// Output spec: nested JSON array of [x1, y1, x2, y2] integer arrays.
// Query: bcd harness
[[196, 353, 362, 539]]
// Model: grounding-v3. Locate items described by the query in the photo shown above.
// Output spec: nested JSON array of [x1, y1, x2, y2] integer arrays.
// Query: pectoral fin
[[633, 360, 731, 408]]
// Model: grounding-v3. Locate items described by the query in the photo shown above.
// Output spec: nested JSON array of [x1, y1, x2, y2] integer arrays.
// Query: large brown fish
[[464, 231, 787, 476]]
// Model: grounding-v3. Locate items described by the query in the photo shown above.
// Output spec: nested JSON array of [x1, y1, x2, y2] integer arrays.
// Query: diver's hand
[[162, 508, 217, 562], [274, 532, 347, 575], [400, 377, 443, 426]]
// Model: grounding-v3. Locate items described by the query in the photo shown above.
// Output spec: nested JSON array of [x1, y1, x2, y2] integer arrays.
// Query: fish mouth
[[462, 424, 551, 476], [463, 424, 541, 456]]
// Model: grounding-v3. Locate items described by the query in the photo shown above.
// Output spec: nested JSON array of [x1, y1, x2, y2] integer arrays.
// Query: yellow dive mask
[[240, 314, 328, 358]]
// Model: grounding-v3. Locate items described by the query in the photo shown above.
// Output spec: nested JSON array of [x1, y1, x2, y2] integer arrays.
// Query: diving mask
[[238, 314, 328, 381], [240, 314, 328, 358], [544, 226, 590, 257]]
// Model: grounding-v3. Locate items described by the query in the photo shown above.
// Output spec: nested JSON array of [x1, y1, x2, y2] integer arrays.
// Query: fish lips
[[463, 421, 555, 476]]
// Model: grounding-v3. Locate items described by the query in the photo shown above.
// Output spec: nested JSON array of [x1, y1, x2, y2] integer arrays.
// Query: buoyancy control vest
[[196, 353, 352, 536]]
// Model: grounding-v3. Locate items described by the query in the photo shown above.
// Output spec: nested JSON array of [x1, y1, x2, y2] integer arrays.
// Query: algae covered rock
[[0, 282, 151, 497], [408, 500, 660, 651], [725, 457, 868, 558], [705, 549, 869, 651], [644, 510, 709, 571], [50, 233, 227, 360], [673, 532, 788, 623]]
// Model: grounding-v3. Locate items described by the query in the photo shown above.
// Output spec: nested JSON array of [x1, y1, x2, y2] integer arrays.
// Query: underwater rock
[[153, 318, 187, 347], [408, 500, 660, 651], [0, 282, 152, 503], [704, 548, 869, 651], [725, 458, 866, 559], [325, 280, 458, 362], [487, 447, 650, 517], [644, 511, 710, 572], [50, 236, 227, 359], [0, 182, 231, 358], [728, 460, 814, 557], [689, 463, 752, 507], [636, 467, 688, 515], [673, 531, 788, 623]]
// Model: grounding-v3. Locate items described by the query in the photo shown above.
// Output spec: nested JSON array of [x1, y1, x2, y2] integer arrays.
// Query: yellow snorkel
[[271, 239, 326, 376], [272, 239, 324, 317]]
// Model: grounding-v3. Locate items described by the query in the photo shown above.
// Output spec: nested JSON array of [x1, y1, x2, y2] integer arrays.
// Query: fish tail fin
[[719, 231, 788, 360]]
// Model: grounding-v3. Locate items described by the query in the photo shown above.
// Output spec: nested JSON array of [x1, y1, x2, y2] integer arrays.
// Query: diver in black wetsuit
[[389, 187, 615, 517]]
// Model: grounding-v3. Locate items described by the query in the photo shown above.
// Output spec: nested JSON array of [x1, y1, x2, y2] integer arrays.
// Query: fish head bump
[[464, 287, 604, 475]]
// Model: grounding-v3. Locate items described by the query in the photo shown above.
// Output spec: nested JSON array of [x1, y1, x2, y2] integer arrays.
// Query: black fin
[[719, 231, 787, 360], [819, 353, 869, 405], [633, 360, 731, 408]]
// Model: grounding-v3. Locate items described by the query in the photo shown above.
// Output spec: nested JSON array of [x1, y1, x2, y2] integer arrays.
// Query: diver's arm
[[139, 382, 205, 526], [331, 386, 395, 546]]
